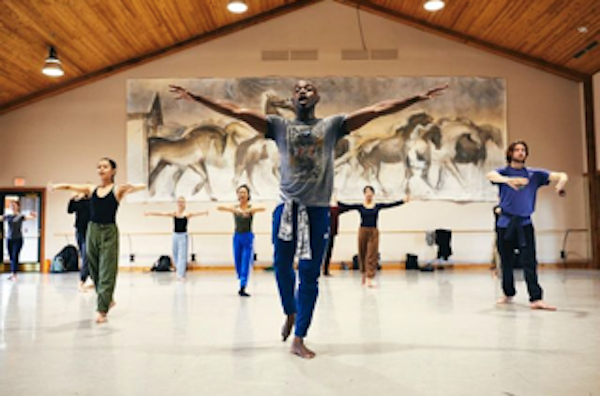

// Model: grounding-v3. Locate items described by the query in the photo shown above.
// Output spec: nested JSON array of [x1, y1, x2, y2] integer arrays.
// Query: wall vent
[[290, 50, 318, 61], [341, 49, 369, 60], [261, 50, 289, 61], [370, 49, 398, 60]]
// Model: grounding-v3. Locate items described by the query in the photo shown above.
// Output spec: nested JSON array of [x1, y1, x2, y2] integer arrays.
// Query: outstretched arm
[[217, 206, 236, 213], [24, 212, 37, 221], [486, 171, 529, 191], [50, 183, 95, 195], [188, 210, 209, 218], [145, 211, 175, 217], [116, 183, 146, 201], [169, 85, 268, 134], [248, 207, 266, 215], [378, 199, 406, 209], [337, 202, 361, 213], [344, 84, 449, 132], [549, 172, 568, 194]]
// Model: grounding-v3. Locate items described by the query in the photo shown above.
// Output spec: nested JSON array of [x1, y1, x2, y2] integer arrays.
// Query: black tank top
[[90, 187, 119, 224], [174, 217, 188, 233]]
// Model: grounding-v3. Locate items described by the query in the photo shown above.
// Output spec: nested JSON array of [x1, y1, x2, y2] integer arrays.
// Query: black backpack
[[55, 244, 79, 272], [151, 255, 173, 272]]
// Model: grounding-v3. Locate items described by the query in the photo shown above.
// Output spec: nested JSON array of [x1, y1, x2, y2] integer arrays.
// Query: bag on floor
[[50, 256, 65, 273], [151, 255, 173, 272], [57, 244, 79, 272], [352, 254, 360, 270], [406, 254, 419, 270]]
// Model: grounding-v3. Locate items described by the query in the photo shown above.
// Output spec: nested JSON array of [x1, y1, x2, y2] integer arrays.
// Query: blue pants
[[76, 229, 89, 282], [233, 232, 254, 288], [7, 238, 23, 273], [272, 204, 329, 338], [172, 233, 188, 278]]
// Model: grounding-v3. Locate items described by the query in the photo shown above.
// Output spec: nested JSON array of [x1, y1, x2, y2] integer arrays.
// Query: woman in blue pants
[[218, 185, 264, 297], [145, 197, 208, 281]]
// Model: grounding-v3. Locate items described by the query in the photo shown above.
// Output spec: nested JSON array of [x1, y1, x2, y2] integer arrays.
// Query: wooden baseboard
[[117, 261, 595, 272]]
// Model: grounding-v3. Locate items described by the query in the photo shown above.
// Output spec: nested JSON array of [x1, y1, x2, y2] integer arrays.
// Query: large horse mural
[[127, 77, 506, 202]]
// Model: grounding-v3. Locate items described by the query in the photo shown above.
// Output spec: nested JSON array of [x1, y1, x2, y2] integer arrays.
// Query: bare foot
[[78, 281, 87, 293], [291, 337, 316, 359], [177, 276, 186, 282], [96, 312, 107, 324], [361, 275, 366, 285], [530, 300, 557, 311], [7, 274, 17, 281], [496, 296, 514, 305], [109, 301, 116, 311], [281, 314, 295, 342], [366, 278, 377, 288]]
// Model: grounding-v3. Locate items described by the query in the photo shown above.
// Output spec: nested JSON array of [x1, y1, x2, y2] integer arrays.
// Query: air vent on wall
[[290, 50, 318, 61], [342, 49, 369, 60], [342, 49, 398, 61], [261, 50, 318, 61], [261, 50, 289, 61], [371, 49, 398, 60]]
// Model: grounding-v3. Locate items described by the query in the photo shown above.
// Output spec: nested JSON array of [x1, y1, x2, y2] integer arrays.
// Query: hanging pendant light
[[424, 0, 445, 12], [42, 46, 65, 77], [227, 1, 248, 14]]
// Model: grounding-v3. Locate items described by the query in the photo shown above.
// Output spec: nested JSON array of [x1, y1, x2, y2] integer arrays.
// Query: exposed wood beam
[[0, 0, 323, 116], [583, 77, 599, 268], [335, 0, 588, 82]]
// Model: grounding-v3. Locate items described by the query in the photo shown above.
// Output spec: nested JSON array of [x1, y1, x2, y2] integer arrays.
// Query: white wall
[[0, 1, 589, 267]]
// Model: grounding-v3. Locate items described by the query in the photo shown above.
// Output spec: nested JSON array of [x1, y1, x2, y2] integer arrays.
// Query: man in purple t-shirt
[[487, 140, 568, 310]]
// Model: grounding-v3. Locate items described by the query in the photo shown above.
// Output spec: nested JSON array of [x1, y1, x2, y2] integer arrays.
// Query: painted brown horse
[[148, 124, 230, 199]]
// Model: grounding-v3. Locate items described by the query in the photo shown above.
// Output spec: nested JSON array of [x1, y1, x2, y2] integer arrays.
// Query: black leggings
[[7, 238, 23, 273], [322, 234, 336, 274], [496, 224, 543, 302]]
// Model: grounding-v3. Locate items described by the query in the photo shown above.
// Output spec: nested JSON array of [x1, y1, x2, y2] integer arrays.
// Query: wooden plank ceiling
[[0, 0, 598, 114]]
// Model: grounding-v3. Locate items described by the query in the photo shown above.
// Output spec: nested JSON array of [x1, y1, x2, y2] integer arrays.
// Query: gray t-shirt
[[4, 214, 25, 240], [266, 114, 347, 207]]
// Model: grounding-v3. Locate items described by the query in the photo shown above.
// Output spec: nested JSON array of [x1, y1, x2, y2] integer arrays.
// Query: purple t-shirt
[[493, 166, 550, 228]]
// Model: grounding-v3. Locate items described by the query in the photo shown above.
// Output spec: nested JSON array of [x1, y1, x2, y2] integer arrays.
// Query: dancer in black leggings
[[1, 200, 36, 281]]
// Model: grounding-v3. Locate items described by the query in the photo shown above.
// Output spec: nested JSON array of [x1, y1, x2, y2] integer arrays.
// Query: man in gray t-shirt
[[171, 80, 447, 358], [266, 113, 346, 206]]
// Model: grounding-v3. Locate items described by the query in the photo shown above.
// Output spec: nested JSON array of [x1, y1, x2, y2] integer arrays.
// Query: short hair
[[505, 140, 528, 163], [363, 185, 375, 194]]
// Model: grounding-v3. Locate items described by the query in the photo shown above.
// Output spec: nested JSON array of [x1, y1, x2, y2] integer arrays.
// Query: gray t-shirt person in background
[[1, 201, 37, 280], [169, 80, 448, 359], [4, 214, 25, 240]]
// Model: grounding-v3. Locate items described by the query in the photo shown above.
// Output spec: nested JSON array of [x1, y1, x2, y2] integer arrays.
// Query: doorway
[[1, 188, 45, 272]]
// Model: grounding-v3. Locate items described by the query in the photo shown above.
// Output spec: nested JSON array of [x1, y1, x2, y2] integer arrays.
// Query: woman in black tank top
[[51, 158, 145, 324], [217, 185, 265, 297], [145, 197, 208, 280]]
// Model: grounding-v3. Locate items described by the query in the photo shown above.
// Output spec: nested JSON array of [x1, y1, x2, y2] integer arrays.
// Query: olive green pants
[[86, 222, 119, 313]]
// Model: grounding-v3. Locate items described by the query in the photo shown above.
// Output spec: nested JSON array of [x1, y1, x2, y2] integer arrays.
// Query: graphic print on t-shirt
[[288, 123, 325, 182]]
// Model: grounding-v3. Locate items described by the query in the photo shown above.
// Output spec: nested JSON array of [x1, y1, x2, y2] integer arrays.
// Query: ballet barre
[[54, 228, 588, 237]]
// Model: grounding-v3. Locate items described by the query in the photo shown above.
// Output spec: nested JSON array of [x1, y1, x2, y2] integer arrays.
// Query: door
[[1, 189, 45, 272]]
